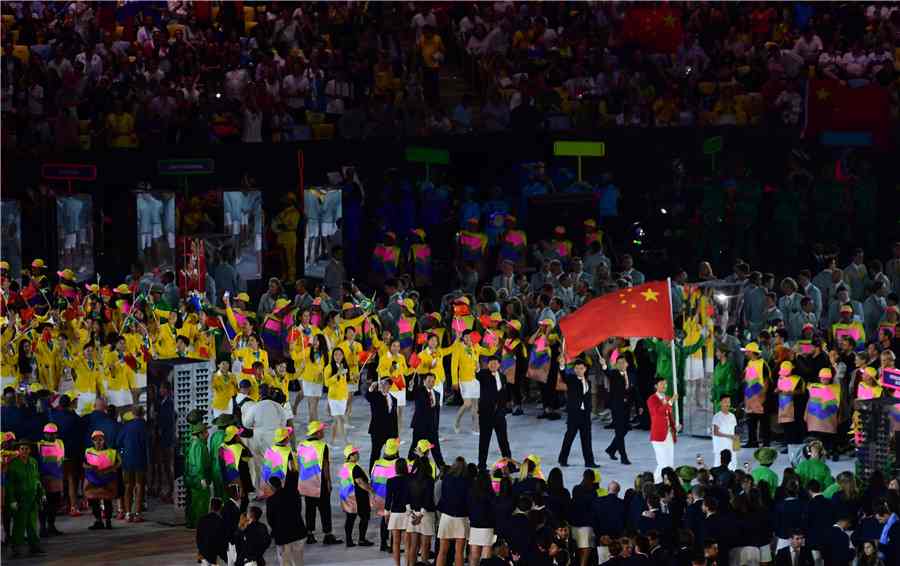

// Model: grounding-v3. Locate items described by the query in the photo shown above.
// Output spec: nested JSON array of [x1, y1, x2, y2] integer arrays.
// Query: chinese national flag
[[804, 79, 891, 149], [622, 6, 683, 53], [559, 281, 674, 360]]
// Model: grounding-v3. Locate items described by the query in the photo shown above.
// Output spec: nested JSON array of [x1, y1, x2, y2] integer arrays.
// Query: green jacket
[[184, 437, 211, 491], [751, 466, 778, 498], [6, 457, 44, 508], [710, 361, 738, 406], [208, 430, 226, 498], [795, 458, 834, 490], [647, 337, 704, 385]]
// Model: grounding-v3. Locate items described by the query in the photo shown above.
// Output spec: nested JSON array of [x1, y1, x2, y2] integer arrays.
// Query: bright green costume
[[6, 454, 44, 549], [184, 424, 212, 528], [795, 457, 835, 490], [710, 361, 738, 406]]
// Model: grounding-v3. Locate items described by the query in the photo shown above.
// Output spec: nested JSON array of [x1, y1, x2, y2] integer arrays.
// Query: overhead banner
[[56, 194, 95, 279], [223, 190, 263, 281], [303, 187, 342, 279], [136, 192, 176, 273], [1, 201, 22, 279]]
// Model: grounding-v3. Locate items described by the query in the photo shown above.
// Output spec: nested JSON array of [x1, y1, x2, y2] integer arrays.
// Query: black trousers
[[39, 491, 62, 531], [606, 423, 629, 459], [478, 410, 511, 468], [344, 511, 370, 542], [747, 413, 770, 446], [559, 412, 595, 465], [410, 427, 445, 468], [305, 494, 333, 534], [422, 67, 440, 107], [370, 435, 387, 473]]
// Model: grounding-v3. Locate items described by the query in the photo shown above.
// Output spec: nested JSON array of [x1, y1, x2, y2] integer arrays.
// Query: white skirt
[[572, 526, 594, 549], [469, 527, 494, 547], [685, 355, 704, 381], [758, 544, 772, 562], [437, 514, 469, 540], [459, 380, 480, 400], [107, 388, 133, 409], [387, 511, 408, 531], [76, 392, 97, 415], [328, 399, 347, 416], [302, 381, 323, 397], [390, 389, 407, 407], [405, 507, 435, 535], [1, 375, 17, 389]]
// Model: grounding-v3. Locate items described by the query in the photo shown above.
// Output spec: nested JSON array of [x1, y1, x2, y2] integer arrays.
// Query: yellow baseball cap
[[383, 438, 400, 456], [31, 259, 46, 269], [306, 420, 326, 437], [236, 292, 250, 303], [274, 426, 292, 444], [415, 439, 434, 454]]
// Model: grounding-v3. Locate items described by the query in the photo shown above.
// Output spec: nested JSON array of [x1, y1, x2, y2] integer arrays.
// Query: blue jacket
[[437, 476, 469, 518], [0, 405, 25, 440], [467, 489, 495, 529], [569, 484, 597, 527], [117, 418, 148, 471], [82, 410, 119, 449], [49, 408, 82, 459]]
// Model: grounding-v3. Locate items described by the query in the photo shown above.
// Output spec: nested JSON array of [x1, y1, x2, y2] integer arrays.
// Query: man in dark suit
[[700, 496, 736, 563], [604, 355, 633, 465], [774, 530, 815, 566], [591, 481, 625, 540], [476, 356, 512, 469], [684, 485, 705, 545], [557, 357, 598, 467], [222, 484, 243, 556], [265, 476, 307, 565], [365, 378, 399, 472], [196, 497, 227, 566], [804, 480, 833, 556], [409, 373, 444, 467], [235, 506, 271, 566]]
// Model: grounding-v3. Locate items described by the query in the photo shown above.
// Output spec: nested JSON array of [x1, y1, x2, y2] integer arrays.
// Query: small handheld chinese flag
[[559, 280, 674, 360]]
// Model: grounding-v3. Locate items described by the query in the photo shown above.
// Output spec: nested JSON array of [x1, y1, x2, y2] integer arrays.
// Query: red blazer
[[646, 393, 677, 443]]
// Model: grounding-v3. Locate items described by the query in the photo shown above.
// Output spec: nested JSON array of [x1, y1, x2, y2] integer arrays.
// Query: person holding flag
[[647, 378, 678, 482]]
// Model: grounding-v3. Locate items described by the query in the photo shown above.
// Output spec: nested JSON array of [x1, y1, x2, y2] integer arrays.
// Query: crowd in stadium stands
[[2, 2, 899, 150]]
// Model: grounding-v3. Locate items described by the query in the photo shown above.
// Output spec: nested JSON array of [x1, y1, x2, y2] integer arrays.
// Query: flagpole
[[667, 277, 680, 426]]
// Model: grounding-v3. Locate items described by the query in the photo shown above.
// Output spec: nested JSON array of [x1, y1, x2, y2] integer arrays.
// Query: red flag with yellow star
[[622, 6, 683, 53], [559, 280, 674, 360], [803, 79, 890, 149]]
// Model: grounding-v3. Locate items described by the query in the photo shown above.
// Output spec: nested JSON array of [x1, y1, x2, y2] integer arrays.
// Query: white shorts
[[387, 511, 408, 531], [152, 225, 163, 239], [572, 526, 594, 549], [758, 544, 772, 562], [390, 389, 407, 407], [64, 233, 77, 250], [107, 388, 132, 408], [1, 376, 16, 389], [139, 234, 152, 249], [405, 508, 435, 535], [460, 380, 480, 400], [468, 527, 494, 547], [231, 221, 241, 236], [76, 392, 97, 415], [328, 399, 347, 416], [302, 381, 323, 397], [597, 546, 610, 563], [437, 514, 469, 540]]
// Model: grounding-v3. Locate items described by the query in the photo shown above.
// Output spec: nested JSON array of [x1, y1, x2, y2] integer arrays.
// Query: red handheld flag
[[559, 280, 674, 360]]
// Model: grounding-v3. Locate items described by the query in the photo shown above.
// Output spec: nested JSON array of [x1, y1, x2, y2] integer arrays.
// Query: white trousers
[[651, 431, 674, 482], [276, 540, 306, 566]]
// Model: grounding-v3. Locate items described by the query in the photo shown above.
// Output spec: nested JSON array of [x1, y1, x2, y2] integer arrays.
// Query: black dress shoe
[[89, 521, 105, 530], [605, 448, 618, 461], [323, 534, 343, 545], [359, 539, 375, 547], [585, 462, 599, 468], [512, 407, 523, 416], [346, 541, 356, 548], [558, 460, 569, 467], [537, 413, 548, 419], [306, 535, 317, 544], [621, 457, 632, 465]]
